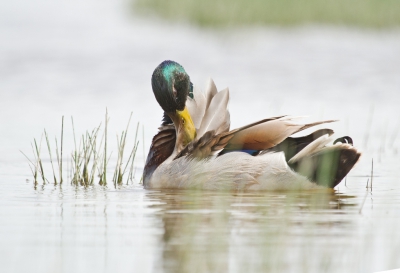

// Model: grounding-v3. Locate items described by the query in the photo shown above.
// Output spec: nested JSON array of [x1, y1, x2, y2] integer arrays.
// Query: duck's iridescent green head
[[151, 60, 193, 113], [151, 60, 197, 148]]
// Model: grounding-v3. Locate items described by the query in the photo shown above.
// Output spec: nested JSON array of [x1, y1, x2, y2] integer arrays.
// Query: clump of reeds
[[113, 113, 140, 187], [22, 111, 140, 188], [21, 136, 45, 186], [70, 117, 103, 187]]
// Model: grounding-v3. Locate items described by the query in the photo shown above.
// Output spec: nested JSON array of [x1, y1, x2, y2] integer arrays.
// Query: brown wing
[[175, 117, 335, 160], [224, 118, 336, 150], [175, 116, 284, 159], [174, 130, 234, 159], [143, 125, 176, 184]]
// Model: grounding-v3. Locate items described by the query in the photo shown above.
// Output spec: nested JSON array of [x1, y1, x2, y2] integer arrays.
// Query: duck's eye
[[182, 118, 185, 125]]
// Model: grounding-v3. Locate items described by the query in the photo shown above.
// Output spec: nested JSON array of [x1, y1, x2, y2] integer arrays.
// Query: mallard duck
[[143, 60, 361, 190]]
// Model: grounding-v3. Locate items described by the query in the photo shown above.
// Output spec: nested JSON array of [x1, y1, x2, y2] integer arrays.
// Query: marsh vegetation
[[135, 0, 400, 28], [22, 112, 140, 188]]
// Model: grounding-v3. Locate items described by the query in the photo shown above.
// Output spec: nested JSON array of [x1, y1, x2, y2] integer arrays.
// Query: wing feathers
[[197, 88, 230, 137], [175, 116, 284, 160], [225, 118, 336, 151], [186, 86, 206, 130], [271, 128, 335, 161], [205, 78, 218, 110], [143, 127, 176, 185], [186, 78, 230, 138], [288, 134, 332, 164], [293, 120, 337, 135], [179, 80, 337, 162]]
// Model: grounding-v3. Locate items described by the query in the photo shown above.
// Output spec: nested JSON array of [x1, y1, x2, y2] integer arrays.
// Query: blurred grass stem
[[44, 129, 57, 185]]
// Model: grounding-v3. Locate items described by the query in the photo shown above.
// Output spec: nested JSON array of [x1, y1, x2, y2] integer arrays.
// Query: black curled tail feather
[[288, 145, 361, 188], [333, 136, 353, 145]]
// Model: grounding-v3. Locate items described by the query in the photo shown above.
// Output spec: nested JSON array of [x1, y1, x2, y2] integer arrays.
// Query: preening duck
[[143, 60, 361, 190]]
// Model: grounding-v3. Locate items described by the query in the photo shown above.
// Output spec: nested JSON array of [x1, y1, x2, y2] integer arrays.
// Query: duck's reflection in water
[[146, 189, 356, 273]]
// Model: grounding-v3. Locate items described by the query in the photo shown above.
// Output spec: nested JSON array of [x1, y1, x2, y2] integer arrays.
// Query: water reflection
[[1, 176, 399, 272], [146, 189, 357, 272]]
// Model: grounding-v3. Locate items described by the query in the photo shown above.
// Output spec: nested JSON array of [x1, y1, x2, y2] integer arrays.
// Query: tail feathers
[[288, 144, 361, 188]]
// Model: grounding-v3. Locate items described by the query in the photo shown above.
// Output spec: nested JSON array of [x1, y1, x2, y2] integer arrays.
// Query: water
[[1, 177, 400, 272], [1, 0, 400, 272]]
